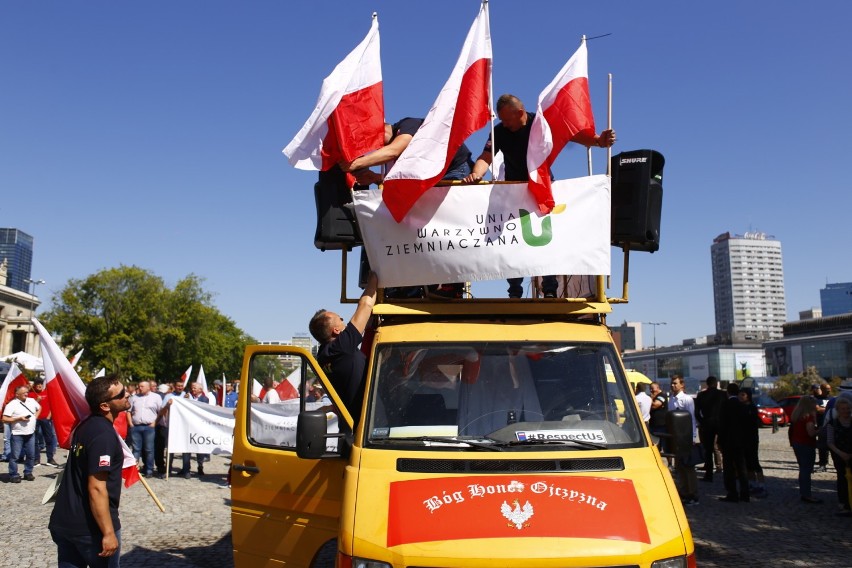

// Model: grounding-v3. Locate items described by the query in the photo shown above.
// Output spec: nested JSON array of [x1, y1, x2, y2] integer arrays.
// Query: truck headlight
[[351, 558, 392, 568], [651, 555, 691, 568]]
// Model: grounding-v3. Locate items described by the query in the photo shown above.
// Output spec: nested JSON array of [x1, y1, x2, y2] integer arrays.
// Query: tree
[[769, 366, 823, 399], [42, 265, 253, 382]]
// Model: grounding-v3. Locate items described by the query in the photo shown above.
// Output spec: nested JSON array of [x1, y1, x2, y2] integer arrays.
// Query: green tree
[[769, 366, 824, 399], [42, 265, 253, 382]]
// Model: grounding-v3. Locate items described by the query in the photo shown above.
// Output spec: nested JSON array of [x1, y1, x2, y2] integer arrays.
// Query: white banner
[[250, 399, 339, 452], [353, 176, 611, 287], [168, 397, 235, 454]]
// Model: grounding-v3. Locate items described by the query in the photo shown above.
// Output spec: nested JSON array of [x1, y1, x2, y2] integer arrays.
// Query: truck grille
[[396, 457, 624, 474]]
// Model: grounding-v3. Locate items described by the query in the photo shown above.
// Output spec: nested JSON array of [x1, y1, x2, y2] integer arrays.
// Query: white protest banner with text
[[250, 399, 339, 452], [168, 396, 235, 454], [352, 175, 610, 288]]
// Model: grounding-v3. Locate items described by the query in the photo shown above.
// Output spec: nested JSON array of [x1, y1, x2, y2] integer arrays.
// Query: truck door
[[231, 345, 352, 567]]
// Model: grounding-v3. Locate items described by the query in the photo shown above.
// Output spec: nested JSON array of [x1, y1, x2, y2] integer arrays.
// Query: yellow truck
[[230, 150, 692, 566]]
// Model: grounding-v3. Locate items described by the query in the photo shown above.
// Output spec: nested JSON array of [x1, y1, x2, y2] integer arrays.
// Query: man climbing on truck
[[308, 272, 378, 423]]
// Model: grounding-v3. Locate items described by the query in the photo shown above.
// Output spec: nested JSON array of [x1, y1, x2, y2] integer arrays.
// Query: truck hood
[[348, 446, 690, 564]]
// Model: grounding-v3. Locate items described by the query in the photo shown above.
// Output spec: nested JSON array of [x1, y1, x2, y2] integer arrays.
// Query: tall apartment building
[[711, 231, 787, 342], [820, 282, 852, 317], [0, 228, 34, 293]]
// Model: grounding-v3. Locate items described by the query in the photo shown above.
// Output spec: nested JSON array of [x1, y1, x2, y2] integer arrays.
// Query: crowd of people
[[1, 375, 239, 483], [638, 374, 852, 513]]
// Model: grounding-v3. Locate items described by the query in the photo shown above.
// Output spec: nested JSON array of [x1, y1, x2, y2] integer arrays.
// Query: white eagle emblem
[[501, 499, 534, 529]]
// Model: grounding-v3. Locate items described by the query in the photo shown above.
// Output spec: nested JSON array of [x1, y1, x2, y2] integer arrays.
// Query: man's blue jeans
[[51, 528, 121, 568], [35, 418, 58, 462], [130, 424, 155, 475], [8, 433, 35, 478], [1, 423, 11, 460]]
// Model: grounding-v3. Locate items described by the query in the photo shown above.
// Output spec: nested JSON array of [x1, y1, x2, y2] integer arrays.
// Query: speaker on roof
[[313, 165, 365, 251], [610, 150, 665, 253]]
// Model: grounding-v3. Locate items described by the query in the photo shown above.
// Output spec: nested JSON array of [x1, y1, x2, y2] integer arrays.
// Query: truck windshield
[[365, 342, 645, 449]]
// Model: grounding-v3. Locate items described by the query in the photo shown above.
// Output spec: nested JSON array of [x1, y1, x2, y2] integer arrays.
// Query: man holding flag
[[49, 374, 130, 567]]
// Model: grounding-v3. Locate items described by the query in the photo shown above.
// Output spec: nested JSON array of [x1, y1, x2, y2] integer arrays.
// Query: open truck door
[[231, 345, 353, 567]]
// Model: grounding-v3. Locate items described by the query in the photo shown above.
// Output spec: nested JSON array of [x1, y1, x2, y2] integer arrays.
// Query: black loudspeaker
[[313, 165, 364, 251], [610, 150, 664, 253]]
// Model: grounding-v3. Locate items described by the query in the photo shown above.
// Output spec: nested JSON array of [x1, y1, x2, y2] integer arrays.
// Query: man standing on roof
[[308, 272, 378, 423], [462, 94, 616, 298], [340, 119, 472, 299]]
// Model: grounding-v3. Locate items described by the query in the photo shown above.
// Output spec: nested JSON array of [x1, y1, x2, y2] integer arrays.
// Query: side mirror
[[297, 410, 329, 459], [666, 410, 693, 461]]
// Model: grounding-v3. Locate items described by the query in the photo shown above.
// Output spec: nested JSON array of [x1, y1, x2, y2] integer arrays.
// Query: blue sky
[[2, 1, 850, 349]]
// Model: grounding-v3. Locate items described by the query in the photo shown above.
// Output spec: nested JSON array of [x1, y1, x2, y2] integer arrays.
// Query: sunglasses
[[103, 387, 126, 403]]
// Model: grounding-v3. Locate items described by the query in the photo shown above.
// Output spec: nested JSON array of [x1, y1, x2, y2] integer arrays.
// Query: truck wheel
[[311, 539, 337, 568]]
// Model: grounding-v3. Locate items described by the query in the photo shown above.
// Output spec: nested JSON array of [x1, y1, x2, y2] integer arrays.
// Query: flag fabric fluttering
[[381, 3, 492, 222], [196, 364, 215, 405], [180, 365, 193, 390], [283, 15, 384, 185], [69, 349, 84, 368], [33, 319, 140, 487], [252, 379, 263, 399], [274, 367, 300, 401], [94, 368, 106, 378], [0, 363, 29, 411], [526, 39, 597, 214]]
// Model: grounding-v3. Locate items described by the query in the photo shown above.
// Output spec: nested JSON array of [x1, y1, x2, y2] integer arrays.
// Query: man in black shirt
[[49, 374, 131, 567], [464, 94, 616, 298], [694, 376, 726, 481], [309, 272, 378, 423]]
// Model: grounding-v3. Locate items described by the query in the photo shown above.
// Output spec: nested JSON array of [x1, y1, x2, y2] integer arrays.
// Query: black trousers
[[721, 445, 749, 499], [154, 424, 168, 474]]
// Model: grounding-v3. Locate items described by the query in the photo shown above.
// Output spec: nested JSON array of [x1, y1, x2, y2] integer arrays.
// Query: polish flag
[[252, 379, 263, 399], [180, 365, 193, 390], [33, 319, 140, 487], [526, 39, 597, 213], [0, 363, 29, 412], [283, 15, 384, 184], [275, 367, 301, 400], [197, 364, 215, 405], [382, 4, 491, 222]]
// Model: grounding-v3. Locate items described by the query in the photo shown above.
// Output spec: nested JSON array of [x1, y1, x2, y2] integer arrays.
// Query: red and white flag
[[283, 15, 384, 182], [197, 364, 215, 405], [275, 367, 300, 400], [180, 365, 193, 390], [527, 39, 597, 213], [0, 363, 29, 412], [33, 319, 140, 487], [382, 4, 491, 222]]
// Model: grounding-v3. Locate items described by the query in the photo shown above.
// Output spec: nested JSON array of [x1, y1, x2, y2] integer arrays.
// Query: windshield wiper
[[495, 438, 608, 450], [370, 436, 503, 451]]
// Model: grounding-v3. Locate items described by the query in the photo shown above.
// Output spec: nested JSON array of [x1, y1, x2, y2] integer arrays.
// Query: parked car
[[753, 393, 789, 426], [776, 395, 803, 422]]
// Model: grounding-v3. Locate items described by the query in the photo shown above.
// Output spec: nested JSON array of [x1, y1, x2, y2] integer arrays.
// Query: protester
[[223, 383, 238, 408], [634, 383, 651, 425], [128, 381, 162, 478], [789, 395, 821, 503], [177, 382, 209, 479], [463, 94, 615, 298], [718, 382, 750, 503], [309, 272, 378, 423], [740, 387, 767, 498], [27, 377, 60, 467], [694, 376, 725, 482], [49, 374, 130, 566], [668, 375, 698, 505], [826, 395, 852, 515], [2, 385, 40, 482]]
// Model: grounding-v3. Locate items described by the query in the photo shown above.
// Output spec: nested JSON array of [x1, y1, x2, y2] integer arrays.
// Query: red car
[[754, 393, 789, 426], [776, 395, 803, 422]]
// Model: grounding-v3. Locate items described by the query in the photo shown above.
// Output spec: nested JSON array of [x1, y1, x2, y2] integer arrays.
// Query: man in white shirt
[[2, 386, 41, 482], [634, 383, 652, 425], [129, 381, 162, 478], [668, 375, 698, 505]]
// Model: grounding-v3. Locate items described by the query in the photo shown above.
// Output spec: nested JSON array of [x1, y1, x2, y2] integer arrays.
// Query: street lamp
[[643, 321, 667, 379], [23, 278, 45, 317]]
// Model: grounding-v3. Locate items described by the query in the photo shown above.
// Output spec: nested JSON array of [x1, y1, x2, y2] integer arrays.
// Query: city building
[[0, 228, 34, 293], [820, 282, 852, 317], [711, 231, 786, 342], [799, 307, 822, 320], [610, 321, 643, 352], [622, 341, 767, 386], [259, 335, 316, 372], [0, 259, 42, 356], [764, 313, 852, 378]]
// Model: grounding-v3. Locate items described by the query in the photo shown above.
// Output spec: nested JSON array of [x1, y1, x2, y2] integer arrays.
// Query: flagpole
[[583, 36, 593, 176], [607, 73, 613, 176], [137, 474, 166, 512], [484, 0, 496, 181]]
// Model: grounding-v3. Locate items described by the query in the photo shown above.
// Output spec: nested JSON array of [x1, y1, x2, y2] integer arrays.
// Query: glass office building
[[821, 282, 852, 317], [0, 228, 33, 293]]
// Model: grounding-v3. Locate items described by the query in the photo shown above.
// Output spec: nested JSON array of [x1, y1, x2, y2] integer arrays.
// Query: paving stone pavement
[[2, 428, 850, 567]]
